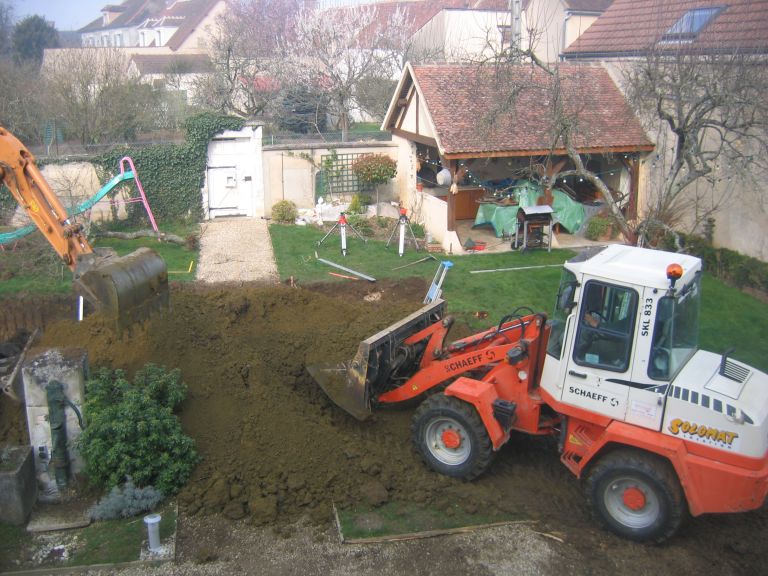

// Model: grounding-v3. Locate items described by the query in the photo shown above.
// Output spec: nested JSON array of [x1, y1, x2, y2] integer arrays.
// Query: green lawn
[[269, 223, 768, 372], [0, 224, 198, 295], [2, 221, 765, 372], [0, 505, 175, 571]]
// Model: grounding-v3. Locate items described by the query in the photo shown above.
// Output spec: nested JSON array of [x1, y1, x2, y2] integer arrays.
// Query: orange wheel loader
[[0, 127, 168, 328], [310, 245, 768, 542]]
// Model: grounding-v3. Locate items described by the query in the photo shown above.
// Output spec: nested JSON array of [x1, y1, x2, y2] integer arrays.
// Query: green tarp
[[473, 181, 585, 237]]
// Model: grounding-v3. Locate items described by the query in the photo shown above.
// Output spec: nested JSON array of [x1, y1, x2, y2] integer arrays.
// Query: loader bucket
[[308, 299, 446, 420], [74, 247, 169, 331]]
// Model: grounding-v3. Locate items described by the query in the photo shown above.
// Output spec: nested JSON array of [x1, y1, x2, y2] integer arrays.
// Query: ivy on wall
[[94, 113, 245, 224]]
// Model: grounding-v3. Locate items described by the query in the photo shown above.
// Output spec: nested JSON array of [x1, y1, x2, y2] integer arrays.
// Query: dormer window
[[660, 6, 724, 43]]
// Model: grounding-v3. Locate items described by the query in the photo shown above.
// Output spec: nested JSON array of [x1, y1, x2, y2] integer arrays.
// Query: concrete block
[[21, 348, 88, 499], [0, 445, 37, 525], [21, 348, 88, 408]]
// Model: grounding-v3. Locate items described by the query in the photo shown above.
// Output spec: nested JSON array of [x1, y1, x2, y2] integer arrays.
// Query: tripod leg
[[317, 222, 339, 246], [347, 223, 367, 243], [386, 222, 399, 247]]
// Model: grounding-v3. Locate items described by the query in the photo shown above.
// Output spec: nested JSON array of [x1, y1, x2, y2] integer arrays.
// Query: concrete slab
[[26, 496, 93, 533]]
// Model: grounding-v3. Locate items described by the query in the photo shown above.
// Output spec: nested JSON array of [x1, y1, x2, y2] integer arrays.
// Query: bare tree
[[42, 48, 158, 145], [193, 0, 301, 118], [0, 0, 13, 56], [0, 58, 43, 142], [470, 1, 768, 247], [622, 49, 768, 243], [287, 3, 411, 140]]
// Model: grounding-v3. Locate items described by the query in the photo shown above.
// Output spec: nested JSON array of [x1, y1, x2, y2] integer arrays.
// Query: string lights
[[417, 153, 635, 196]]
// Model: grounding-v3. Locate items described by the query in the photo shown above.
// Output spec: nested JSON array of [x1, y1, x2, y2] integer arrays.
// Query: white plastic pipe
[[144, 514, 162, 552], [398, 221, 406, 257]]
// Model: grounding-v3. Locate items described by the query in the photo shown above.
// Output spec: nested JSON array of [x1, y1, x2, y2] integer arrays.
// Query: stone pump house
[[382, 62, 655, 253]]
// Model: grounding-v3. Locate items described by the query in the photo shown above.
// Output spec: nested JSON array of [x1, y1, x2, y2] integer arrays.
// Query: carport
[[382, 63, 655, 252]]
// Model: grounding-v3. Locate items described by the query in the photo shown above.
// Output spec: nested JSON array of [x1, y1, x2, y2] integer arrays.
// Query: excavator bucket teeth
[[308, 299, 446, 420], [74, 247, 169, 331]]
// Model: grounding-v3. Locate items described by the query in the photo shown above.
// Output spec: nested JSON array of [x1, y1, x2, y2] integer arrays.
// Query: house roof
[[384, 62, 653, 158], [350, 0, 467, 45], [130, 52, 211, 74], [165, 0, 221, 51], [564, 0, 768, 57], [80, 0, 220, 52], [80, 0, 159, 32], [469, 1, 612, 11]]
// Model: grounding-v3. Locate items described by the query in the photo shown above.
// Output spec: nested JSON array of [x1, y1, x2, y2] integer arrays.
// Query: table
[[473, 203, 521, 237]]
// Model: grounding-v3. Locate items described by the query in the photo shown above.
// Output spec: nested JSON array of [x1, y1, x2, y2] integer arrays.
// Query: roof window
[[660, 6, 724, 43]]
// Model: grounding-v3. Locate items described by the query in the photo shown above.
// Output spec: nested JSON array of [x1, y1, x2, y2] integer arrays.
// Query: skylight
[[661, 6, 724, 43]]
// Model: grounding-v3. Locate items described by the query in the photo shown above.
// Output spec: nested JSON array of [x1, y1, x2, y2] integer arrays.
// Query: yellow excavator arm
[[0, 127, 94, 268], [0, 126, 169, 329]]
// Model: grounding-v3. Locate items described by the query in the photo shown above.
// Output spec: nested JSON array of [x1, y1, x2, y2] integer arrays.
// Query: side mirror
[[557, 283, 576, 312]]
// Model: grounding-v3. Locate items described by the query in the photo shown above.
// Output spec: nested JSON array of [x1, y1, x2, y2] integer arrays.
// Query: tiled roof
[[469, 0, 612, 11], [564, 0, 613, 11], [565, 0, 768, 56], [353, 0, 467, 45], [80, 0, 220, 51], [166, 0, 221, 50], [79, 0, 158, 32], [130, 53, 211, 74], [407, 63, 652, 156]]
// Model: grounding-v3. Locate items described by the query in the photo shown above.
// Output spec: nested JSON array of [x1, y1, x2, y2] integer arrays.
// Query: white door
[[206, 130, 263, 218], [208, 166, 242, 216]]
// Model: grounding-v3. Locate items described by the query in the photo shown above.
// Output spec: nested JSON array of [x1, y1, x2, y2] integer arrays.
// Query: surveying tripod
[[317, 212, 366, 256], [386, 207, 421, 257]]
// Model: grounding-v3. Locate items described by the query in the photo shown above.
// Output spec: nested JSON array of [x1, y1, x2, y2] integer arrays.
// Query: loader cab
[[541, 245, 702, 429]]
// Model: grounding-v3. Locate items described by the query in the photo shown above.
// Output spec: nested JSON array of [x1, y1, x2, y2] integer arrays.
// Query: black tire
[[585, 449, 686, 543], [411, 394, 494, 480]]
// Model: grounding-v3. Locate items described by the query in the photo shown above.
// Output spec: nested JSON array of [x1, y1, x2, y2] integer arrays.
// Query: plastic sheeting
[[473, 181, 585, 237]]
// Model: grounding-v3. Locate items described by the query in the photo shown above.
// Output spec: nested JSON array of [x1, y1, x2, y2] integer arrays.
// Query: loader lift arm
[[0, 126, 169, 328]]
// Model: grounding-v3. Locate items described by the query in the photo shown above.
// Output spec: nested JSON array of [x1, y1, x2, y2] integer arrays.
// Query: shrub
[[675, 233, 768, 295], [347, 194, 365, 214], [585, 216, 615, 241], [78, 365, 199, 495], [345, 214, 374, 237], [89, 476, 164, 520], [271, 200, 298, 223], [351, 154, 397, 188]]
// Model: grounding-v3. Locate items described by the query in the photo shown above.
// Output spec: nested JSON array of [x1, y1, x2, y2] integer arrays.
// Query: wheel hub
[[441, 428, 462, 449], [622, 486, 647, 511]]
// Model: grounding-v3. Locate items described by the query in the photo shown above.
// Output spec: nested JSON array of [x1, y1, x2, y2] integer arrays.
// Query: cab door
[[560, 280, 639, 420]]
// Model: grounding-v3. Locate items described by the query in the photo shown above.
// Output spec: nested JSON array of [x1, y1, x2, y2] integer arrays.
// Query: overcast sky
[[13, 0, 106, 31]]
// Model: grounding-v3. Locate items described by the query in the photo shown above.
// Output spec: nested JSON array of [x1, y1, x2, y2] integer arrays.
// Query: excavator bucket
[[308, 299, 445, 420], [74, 247, 169, 331]]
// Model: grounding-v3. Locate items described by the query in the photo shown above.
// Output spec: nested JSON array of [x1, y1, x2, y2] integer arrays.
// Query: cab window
[[573, 281, 638, 372], [547, 270, 577, 359]]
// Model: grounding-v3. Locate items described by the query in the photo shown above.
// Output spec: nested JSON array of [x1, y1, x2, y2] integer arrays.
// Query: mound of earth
[[38, 279, 545, 525], [6, 279, 768, 574]]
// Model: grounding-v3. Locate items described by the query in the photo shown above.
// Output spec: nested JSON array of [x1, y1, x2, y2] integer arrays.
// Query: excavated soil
[[3, 280, 768, 574]]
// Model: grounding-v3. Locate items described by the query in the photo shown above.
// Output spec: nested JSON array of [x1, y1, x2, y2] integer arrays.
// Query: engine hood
[[673, 350, 768, 437]]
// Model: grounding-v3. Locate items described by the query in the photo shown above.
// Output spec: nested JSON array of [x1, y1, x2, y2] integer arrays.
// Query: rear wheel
[[586, 450, 686, 543], [411, 394, 494, 480]]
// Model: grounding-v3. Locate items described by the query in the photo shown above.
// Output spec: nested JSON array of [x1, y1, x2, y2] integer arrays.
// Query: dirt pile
[[38, 279, 547, 525]]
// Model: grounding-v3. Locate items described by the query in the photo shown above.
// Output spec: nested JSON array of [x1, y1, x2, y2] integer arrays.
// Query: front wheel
[[411, 394, 494, 480], [586, 450, 686, 543]]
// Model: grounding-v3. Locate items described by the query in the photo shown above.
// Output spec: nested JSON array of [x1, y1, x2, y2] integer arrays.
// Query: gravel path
[[196, 217, 278, 283]]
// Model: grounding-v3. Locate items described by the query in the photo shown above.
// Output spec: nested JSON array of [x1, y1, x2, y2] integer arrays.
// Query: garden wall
[[261, 142, 399, 215]]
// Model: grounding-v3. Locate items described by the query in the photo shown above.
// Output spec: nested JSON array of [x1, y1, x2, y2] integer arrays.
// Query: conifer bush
[[78, 365, 199, 495]]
